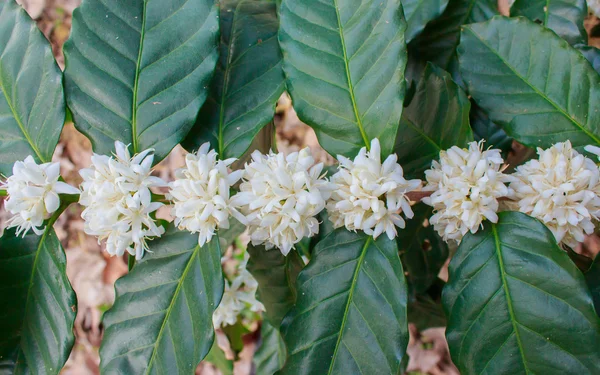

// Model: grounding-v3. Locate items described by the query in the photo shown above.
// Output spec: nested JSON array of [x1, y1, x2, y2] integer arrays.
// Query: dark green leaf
[[395, 63, 473, 179], [470, 100, 512, 156], [254, 321, 286, 375], [459, 17, 600, 149], [204, 339, 233, 375], [64, 0, 219, 163], [408, 292, 446, 330], [247, 244, 303, 327], [279, 229, 408, 374], [0, 227, 76, 374], [512, 0, 588, 46], [443, 212, 600, 374], [279, 0, 408, 158], [578, 45, 600, 74], [407, 0, 498, 82], [182, 0, 284, 159], [100, 226, 223, 374], [585, 254, 600, 317], [402, 0, 450, 43], [218, 218, 246, 252], [398, 203, 449, 294], [0, 0, 65, 175]]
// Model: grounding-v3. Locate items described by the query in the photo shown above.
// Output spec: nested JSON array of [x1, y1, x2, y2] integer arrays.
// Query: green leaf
[[407, 0, 498, 81], [218, 218, 246, 252], [63, 0, 219, 163], [99, 226, 224, 374], [279, 229, 409, 374], [254, 321, 286, 375], [246, 244, 303, 327], [395, 63, 473, 179], [459, 17, 600, 149], [512, 0, 588, 46], [204, 339, 233, 375], [398, 203, 449, 295], [585, 254, 600, 317], [578, 45, 600, 74], [0, 0, 65, 175], [470, 101, 512, 156], [278, 0, 408, 158], [443, 212, 600, 374], [402, 0, 450, 43], [408, 291, 446, 330], [182, 0, 284, 159], [0, 227, 76, 374]]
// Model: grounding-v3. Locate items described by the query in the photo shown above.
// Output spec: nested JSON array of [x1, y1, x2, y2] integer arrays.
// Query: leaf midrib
[[331, 0, 370, 150], [131, 0, 148, 154], [145, 245, 200, 374], [402, 115, 442, 151], [0, 66, 46, 163], [465, 25, 600, 146], [492, 225, 530, 373], [327, 236, 371, 373]]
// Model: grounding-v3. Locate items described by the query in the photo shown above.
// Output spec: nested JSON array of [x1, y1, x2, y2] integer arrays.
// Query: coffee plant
[[1, 0, 600, 374]]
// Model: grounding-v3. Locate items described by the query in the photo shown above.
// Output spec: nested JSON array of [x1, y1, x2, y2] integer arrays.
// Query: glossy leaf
[[100, 227, 224, 374], [443, 212, 600, 374], [254, 321, 286, 375], [0, 227, 76, 374], [182, 0, 284, 159], [402, 0, 450, 43], [578, 45, 600, 74], [398, 203, 449, 294], [459, 17, 600, 149], [0, 0, 65, 175], [247, 244, 304, 327], [395, 63, 473, 179], [512, 0, 587, 46], [279, 0, 408, 158], [279, 229, 408, 374], [218, 218, 246, 252], [63, 0, 219, 163], [470, 101, 512, 156], [407, 0, 498, 81], [585, 254, 600, 317]]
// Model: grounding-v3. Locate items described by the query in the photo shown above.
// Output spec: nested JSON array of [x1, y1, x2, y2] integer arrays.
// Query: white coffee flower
[[422, 141, 511, 243], [327, 139, 422, 240], [1, 156, 79, 237], [508, 141, 600, 248], [168, 143, 243, 247], [79, 141, 167, 260], [588, 0, 600, 17], [231, 148, 333, 256], [213, 253, 264, 328]]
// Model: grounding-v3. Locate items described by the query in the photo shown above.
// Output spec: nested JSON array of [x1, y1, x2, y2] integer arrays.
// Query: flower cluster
[[79, 141, 167, 260], [422, 141, 512, 243], [231, 148, 333, 255], [1, 156, 79, 236], [168, 143, 243, 247], [507, 141, 600, 248], [213, 252, 264, 328], [327, 139, 421, 240]]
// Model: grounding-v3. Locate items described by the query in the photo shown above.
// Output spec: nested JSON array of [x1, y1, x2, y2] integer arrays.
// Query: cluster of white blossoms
[[1, 156, 79, 236], [327, 139, 422, 240], [168, 143, 243, 247], [231, 148, 333, 255], [507, 142, 600, 248], [79, 141, 167, 260], [213, 252, 264, 328], [422, 141, 512, 243]]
